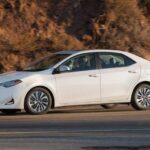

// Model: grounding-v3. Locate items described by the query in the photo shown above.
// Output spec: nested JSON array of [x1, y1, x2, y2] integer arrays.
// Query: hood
[[0, 71, 35, 83]]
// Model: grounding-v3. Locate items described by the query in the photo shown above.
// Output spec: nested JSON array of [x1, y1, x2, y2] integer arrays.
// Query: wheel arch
[[131, 81, 150, 100], [130, 81, 150, 110], [24, 86, 55, 109]]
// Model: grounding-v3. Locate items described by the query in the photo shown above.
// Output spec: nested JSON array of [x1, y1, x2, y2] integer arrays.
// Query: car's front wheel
[[24, 87, 52, 115], [132, 84, 150, 110]]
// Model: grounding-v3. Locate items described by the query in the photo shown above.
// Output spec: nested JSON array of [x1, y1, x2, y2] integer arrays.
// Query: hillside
[[0, 0, 150, 72]]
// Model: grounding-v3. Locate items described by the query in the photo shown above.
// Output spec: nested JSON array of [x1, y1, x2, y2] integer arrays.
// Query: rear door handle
[[89, 74, 99, 77], [128, 70, 137, 73]]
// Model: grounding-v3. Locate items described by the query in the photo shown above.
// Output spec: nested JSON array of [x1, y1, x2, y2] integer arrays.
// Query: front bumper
[[0, 85, 24, 109]]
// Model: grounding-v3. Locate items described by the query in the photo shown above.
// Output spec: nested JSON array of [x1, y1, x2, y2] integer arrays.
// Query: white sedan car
[[0, 49, 150, 115]]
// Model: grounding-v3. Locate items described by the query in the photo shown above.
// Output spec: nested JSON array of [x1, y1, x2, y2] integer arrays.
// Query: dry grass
[[0, 0, 150, 73]]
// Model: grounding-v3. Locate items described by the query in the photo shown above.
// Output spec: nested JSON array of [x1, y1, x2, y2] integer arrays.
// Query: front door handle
[[128, 70, 137, 73]]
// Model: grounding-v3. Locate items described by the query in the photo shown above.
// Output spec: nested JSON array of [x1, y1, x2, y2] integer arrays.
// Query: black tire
[[1, 109, 20, 115], [131, 84, 150, 110], [101, 104, 117, 109], [24, 87, 52, 115]]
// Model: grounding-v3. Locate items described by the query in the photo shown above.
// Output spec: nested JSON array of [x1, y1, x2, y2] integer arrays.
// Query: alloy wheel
[[135, 86, 150, 108], [25, 87, 52, 115]]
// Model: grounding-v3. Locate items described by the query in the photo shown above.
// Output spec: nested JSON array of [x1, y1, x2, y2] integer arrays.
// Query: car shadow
[[0, 105, 137, 116], [49, 106, 134, 114]]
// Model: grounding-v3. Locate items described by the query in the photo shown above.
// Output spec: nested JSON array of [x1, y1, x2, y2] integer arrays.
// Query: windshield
[[21, 54, 70, 71]]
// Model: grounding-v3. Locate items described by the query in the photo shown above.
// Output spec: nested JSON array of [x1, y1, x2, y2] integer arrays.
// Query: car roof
[[55, 49, 144, 62], [56, 50, 79, 55], [56, 49, 129, 55]]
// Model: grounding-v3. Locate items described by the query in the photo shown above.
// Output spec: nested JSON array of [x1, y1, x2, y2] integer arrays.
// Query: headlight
[[0, 80, 22, 88]]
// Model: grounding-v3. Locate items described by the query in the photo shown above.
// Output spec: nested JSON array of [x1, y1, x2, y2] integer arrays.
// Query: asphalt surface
[[0, 105, 150, 150]]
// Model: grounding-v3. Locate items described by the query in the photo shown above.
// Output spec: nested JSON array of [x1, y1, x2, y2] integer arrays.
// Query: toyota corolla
[[0, 50, 150, 115]]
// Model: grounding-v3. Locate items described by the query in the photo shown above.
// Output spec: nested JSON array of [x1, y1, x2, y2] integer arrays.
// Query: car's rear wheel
[[132, 84, 150, 110], [101, 104, 117, 109], [0, 109, 20, 115], [24, 87, 52, 115]]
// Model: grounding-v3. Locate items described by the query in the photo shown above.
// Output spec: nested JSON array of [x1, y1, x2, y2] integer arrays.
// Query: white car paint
[[100, 63, 141, 103], [55, 69, 101, 106], [0, 49, 150, 111]]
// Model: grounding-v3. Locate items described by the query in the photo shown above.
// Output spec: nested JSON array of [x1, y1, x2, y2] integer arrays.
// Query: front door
[[54, 53, 101, 106]]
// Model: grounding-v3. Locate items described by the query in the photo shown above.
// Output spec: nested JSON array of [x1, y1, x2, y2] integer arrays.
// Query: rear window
[[98, 52, 136, 69]]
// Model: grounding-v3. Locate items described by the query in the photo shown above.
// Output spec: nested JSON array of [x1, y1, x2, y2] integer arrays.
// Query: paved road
[[0, 105, 150, 150]]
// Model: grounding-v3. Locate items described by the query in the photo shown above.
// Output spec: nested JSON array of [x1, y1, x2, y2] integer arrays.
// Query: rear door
[[97, 52, 140, 103]]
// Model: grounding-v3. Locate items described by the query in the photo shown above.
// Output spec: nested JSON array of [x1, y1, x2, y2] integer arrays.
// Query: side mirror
[[59, 65, 71, 73]]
